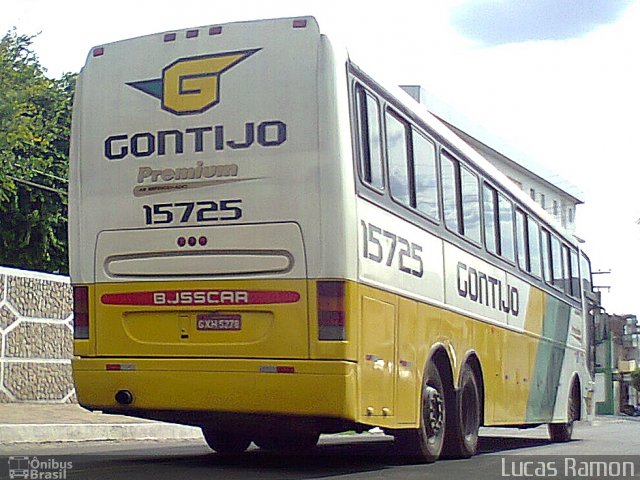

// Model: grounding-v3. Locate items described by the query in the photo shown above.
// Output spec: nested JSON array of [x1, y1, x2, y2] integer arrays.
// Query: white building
[[400, 85, 583, 234]]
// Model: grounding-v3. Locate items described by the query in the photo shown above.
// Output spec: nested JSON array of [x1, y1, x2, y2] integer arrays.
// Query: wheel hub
[[423, 385, 444, 437]]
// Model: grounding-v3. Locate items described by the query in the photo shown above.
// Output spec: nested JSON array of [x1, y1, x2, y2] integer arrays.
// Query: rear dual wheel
[[254, 430, 320, 452], [444, 365, 481, 458], [395, 362, 447, 463], [395, 361, 482, 462], [202, 427, 320, 455], [548, 381, 579, 442], [202, 429, 252, 454]]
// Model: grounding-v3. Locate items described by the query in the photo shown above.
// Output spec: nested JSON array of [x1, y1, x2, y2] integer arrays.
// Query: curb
[[1, 426, 389, 446], [1, 423, 203, 444]]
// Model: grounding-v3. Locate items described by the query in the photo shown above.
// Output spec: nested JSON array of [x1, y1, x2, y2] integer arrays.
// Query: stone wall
[[0, 266, 74, 403]]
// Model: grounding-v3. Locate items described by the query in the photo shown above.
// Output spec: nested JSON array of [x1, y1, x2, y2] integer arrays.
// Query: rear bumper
[[73, 358, 358, 426]]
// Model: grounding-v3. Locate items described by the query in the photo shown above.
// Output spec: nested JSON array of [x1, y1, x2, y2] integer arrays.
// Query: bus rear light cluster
[[317, 281, 346, 341], [177, 236, 208, 247], [73, 286, 89, 339]]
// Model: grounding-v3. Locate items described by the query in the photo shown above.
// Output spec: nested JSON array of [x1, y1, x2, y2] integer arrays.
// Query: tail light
[[73, 286, 89, 339], [317, 281, 346, 341]]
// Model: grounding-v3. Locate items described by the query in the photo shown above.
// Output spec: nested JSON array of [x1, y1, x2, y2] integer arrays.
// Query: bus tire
[[395, 361, 447, 463], [202, 428, 251, 454], [444, 365, 481, 458], [548, 380, 580, 442], [253, 431, 320, 452]]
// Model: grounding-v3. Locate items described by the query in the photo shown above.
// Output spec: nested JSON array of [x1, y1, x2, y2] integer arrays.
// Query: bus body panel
[[355, 195, 591, 427], [70, 17, 326, 285], [73, 358, 358, 420]]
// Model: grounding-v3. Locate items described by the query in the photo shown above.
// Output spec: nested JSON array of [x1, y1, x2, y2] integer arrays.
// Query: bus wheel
[[444, 365, 481, 458], [395, 362, 447, 463], [202, 428, 251, 454], [548, 381, 579, 442], [253, 430, 320, 452]]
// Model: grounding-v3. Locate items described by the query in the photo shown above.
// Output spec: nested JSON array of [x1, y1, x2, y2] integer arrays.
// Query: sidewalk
[[0, 403, 203, 444]]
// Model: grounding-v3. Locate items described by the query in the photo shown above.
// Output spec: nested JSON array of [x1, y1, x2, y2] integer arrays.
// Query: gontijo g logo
[[127, 49, 260, 115]]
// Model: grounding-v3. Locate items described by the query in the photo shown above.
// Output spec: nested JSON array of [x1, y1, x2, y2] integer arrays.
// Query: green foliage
[[632, 368, 640, 392], [0, 29, 75, 274]]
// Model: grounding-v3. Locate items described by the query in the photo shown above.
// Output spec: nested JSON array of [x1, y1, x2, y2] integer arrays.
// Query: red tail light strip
[[317, 281, 346, 341], [101, 290, 300, 306], [73, 286, 89, 339]]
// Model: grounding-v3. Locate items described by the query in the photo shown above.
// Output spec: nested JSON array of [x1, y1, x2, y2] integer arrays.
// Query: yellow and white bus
[[70, 16, 596, 461]]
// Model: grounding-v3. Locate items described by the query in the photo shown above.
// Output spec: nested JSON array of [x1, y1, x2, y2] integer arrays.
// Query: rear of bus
[[69, 17, 359, 438]]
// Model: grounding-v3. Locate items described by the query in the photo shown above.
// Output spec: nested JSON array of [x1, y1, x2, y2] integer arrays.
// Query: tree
[[632, 368, 640, 394], [0, 30, 75, 274]]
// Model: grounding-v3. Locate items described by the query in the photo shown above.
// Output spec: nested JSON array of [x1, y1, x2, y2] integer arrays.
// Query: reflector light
[[277, 366, 295, 374], [164, 33, 177, 42], [188, 236, 197, 247], [106, 364, 136, 371], [292, 19, 307, 28], [177, 237, 186, 247], [73, 286, 89, 340], [317, 281, 346, 341], [186, 30, 199, 38], [92, 47, 104, 57], [198, 236, 208, 246], [209, 26, 222, 36], [260, 366, 295, 374]]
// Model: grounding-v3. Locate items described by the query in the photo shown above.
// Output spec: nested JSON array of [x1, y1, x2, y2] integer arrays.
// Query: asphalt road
[[1, 419, 639, 480]]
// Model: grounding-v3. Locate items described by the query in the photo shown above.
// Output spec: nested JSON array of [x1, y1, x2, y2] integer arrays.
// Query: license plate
[[196, 313, 241, 331]]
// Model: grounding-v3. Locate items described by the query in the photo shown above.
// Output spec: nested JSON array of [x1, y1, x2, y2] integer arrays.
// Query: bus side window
[[550, 234, 564, 290], [527, 217, 542, 278], [441, 153, 480, 244], [516, 210, 527, 272], [441, 153, 460, 233], [498, 193, 515, 262], [580, 252, 594, 294], [355, 85, 384, 190], [412, 129, 438, 220], [562, 245, 571, 295], [460, 165, 481, 243], [385, 110, 411, 206], [483, 185, 498, 255], [541, 229, 552, 283], [570, 249, 580, 298]]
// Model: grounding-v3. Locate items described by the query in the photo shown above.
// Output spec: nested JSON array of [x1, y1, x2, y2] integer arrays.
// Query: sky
[[2, 0, 639, 316]]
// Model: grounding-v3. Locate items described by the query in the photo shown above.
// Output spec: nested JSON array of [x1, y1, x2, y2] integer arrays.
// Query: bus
[[69, 16, 597, 462]]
